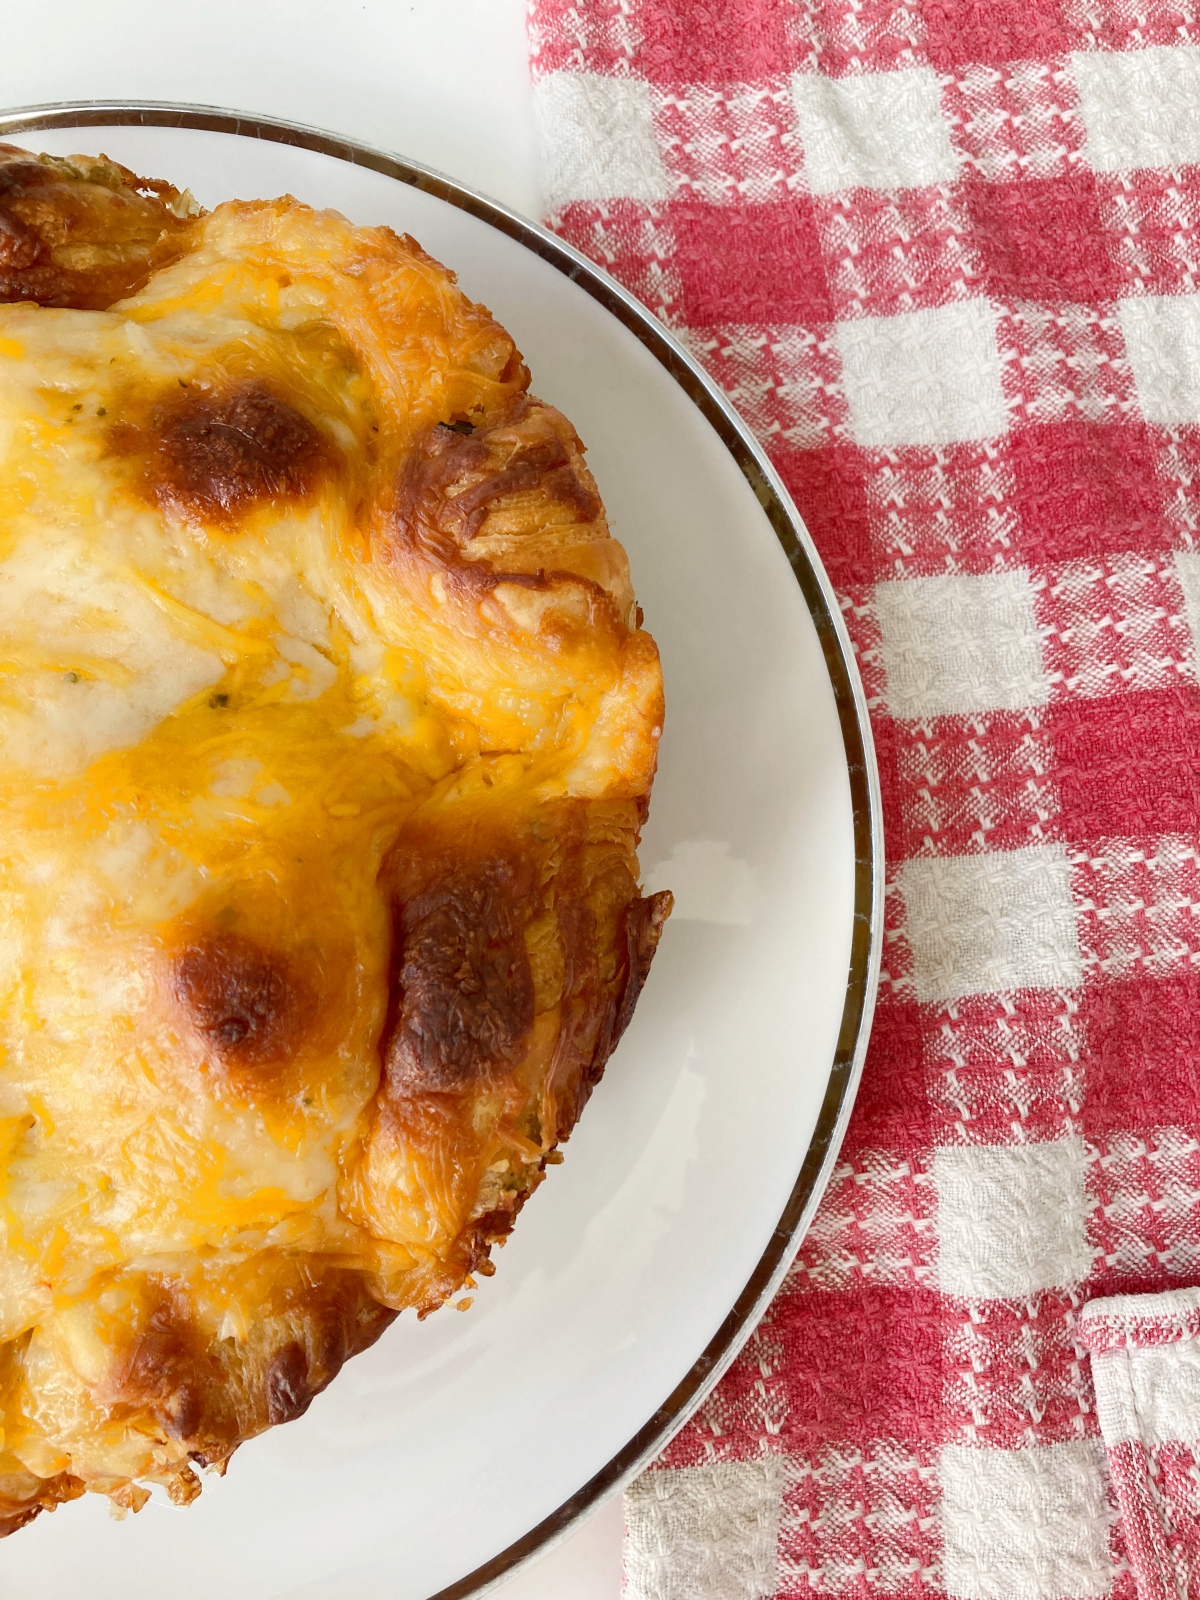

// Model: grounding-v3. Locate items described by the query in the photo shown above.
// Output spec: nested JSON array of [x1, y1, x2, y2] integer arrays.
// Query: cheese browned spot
[[111, 1287, 209, 1444], [0, 148, 669, 1532], [100, 1263, 397, 1476], [0, 144, 197, 310], [394, 399, 603, 563], [264, 1342, 311, 1427], [172, 931, 313, 1072], [150, 382, 333, 522], [384, 856, 537, 1094]]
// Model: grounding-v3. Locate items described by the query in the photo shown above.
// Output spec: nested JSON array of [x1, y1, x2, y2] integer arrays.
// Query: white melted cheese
[[0, 526, 224, 778], [0, 293, 411, 1334]]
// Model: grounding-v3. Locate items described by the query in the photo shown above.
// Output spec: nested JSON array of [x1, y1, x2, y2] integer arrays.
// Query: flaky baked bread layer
[[0, 146, 668, 1530]]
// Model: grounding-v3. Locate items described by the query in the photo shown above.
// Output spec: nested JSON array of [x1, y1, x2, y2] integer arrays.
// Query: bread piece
[[0, 149, 669, 1528]]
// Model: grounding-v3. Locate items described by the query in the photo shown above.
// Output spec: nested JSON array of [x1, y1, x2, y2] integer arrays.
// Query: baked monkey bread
[[0, 145, 670, 1530]]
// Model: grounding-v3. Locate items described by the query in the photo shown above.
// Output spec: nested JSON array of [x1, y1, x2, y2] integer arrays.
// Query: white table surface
[[0, 3, 623, 1594]]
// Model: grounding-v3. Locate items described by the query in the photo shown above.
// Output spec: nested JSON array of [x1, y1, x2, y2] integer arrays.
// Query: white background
[[0, 2, 622, 1595]]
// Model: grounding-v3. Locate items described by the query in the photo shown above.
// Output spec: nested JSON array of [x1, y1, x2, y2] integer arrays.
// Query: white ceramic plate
[[0, 106, 881, 1600]]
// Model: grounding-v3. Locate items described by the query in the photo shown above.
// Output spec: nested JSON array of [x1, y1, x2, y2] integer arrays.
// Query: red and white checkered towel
[[525, 2, 1200, 1596]]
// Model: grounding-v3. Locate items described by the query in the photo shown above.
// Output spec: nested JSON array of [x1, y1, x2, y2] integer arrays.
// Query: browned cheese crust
[[0, 144, 198, 309], [0, 150, 670, 1526]]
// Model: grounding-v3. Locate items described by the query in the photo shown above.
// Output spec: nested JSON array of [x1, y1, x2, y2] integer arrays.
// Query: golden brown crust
[[0, 148, 669, 1532], [381, 394, 636, 628], [384, 854, 537, 1094], [102, 1263, 397, 1470], [0, 1260, 399, 1527], [366, 802, 673, 1310], [393, 399, 602, 561], [614, 890, 674, 1054], [0, 145, 198, 310]]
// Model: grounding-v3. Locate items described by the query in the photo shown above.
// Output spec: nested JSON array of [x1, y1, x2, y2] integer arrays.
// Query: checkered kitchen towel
[[527, 3, 1200, 1597]]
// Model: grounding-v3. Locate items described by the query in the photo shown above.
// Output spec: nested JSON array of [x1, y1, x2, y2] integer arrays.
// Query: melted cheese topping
[[0, 195, 664, 1511]]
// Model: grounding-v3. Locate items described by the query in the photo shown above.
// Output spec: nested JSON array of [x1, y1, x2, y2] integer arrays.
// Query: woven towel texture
[[527, 4, 1200, 1598], [1082, 1290, 1200, 1600]]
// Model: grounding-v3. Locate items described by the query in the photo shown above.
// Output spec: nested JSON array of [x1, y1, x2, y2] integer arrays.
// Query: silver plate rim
[[0, 99, 885, 1600]]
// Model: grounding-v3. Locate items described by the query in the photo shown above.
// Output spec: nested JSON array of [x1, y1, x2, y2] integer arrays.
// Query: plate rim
[[0, 100, 884, 1600]]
